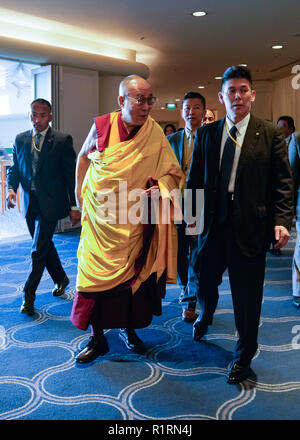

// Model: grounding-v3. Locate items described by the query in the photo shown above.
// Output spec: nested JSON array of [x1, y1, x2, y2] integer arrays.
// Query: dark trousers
[[195, 212, 266, 366], [23, 192, 65, 302], [177, 221, 199, 309]]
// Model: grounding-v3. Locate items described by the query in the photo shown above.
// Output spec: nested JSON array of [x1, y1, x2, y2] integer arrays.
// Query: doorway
[[0, 58, 51, 241]]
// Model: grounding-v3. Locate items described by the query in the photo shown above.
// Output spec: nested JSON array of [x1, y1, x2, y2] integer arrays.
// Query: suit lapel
[[179, 130, 185, 167], [36, 127, 53, 172], [210, 118, 225, 168], [25, 131, 33, 175], [236, 114, 261, 176]]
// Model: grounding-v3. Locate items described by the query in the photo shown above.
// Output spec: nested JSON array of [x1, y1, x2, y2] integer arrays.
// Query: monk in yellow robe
[[71, 75, 184, 363]]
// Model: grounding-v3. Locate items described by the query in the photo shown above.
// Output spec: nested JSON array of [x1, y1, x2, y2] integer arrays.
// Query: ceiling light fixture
[[198, 86, 205, 89], [215, 76, 222, 80], [239, 64, 248, 67], [272, 45, 283, 49], [192, 11, 207, 17]]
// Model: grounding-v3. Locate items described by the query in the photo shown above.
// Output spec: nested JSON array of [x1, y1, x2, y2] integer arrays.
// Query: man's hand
[[69, 209, 81, 226], [187, 222, 198, 239], [7, 190, 16, 209], [144, 185, 160, 199], [273, 225, 290, 249]]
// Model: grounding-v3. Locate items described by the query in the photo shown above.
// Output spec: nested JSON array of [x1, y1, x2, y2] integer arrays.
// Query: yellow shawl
[[76, 112, 184, 293]]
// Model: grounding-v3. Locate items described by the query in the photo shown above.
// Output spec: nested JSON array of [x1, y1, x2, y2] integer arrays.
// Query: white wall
[[58, 66, 99, 154], [99, 74, 124, 115], [272, 74, 300, 129]]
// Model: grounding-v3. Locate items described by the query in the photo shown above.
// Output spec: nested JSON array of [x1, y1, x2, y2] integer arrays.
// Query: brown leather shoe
[[182, 308, 199, 323], [76, 336, 109, 363]]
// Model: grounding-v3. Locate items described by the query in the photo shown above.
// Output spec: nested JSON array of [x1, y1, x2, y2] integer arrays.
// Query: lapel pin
[[256, 132, 260, 136]]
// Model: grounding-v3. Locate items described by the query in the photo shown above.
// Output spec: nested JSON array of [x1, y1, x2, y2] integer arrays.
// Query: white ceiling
[[0, 0, 300, 111]]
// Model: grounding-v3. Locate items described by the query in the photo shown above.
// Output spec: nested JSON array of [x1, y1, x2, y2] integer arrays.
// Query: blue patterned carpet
[[0, 229, 300, 421]]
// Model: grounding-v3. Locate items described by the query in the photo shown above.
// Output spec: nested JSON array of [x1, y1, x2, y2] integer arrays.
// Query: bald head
[[119, 75, 150, 96], [118, 74, 154, 131]]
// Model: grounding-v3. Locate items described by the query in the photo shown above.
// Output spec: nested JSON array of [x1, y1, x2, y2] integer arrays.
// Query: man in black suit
[[187, 66, 293, 384], [167, 92, 206, 323], [288, 131, 300, 309], [7, 99, 81, 316]]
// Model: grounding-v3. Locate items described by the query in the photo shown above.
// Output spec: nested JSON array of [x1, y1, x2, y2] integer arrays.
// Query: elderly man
[[71, 75, 184, 363], [167, 92, 206, 323], [188, 66, 293, 384]]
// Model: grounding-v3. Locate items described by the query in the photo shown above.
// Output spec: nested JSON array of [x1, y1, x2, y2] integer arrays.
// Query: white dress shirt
[[219, 113, 251, 193]]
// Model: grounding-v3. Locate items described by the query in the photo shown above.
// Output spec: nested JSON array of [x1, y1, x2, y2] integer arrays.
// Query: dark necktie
[[31, 133, 41, 189], [216, 125, 237, 224]]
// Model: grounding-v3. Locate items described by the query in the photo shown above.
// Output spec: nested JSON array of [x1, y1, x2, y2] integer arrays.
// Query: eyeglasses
[[125, 95, 157, 106]]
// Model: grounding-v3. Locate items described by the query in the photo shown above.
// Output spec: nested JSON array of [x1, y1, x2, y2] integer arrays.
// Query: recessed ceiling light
[[198, 86, 205, 89], [239, 64, 248, 67], [161, 106, 165, 110], [175, 98, 180, 102], [192, 11, 207, 17], [215, 76, 222, 80], [272, 45, 283, 49]]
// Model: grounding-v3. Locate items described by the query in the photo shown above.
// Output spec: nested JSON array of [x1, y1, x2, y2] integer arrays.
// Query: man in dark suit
[[7, 98, 80, 316], [167, 92, 206, 323], [277, 115, 295, 146], [288, 131, 300, 309], [187, 66, 294, 384]]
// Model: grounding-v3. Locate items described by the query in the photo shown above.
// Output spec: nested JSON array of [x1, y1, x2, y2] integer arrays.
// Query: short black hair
[[222, 66, 253, 88], [164, 123, 177, 135], [31, 98, 52, 112], [277, 115, 295, 132], [182, 92, 206, 109]]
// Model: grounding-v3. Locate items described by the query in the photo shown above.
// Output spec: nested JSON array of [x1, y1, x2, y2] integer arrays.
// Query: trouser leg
[[292, 221, 300, 298], [225, 221, 266, 366], [24, 194, 63, 302], [195, 224, 226, 324]]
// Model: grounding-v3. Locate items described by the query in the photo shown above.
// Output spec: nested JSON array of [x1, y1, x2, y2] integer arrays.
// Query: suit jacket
[[167, 130, 185, 169], [288, 131, 300, 219], [187, 114, 294, 259], [7, 127, 77, 221]]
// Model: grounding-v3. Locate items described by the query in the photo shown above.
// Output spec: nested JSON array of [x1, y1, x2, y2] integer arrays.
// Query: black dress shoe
[[193, 319, 209, 341], [227, 362, 250, 384], [52, 275, 70, 297], [292, 297, 300, 309], [119, 329, 145, 353], [20, 301, 34, 316], [76, 336, 109, 363]]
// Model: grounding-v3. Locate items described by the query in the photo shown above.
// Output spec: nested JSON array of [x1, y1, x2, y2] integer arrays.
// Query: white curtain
[[272, 74, 300, 131]]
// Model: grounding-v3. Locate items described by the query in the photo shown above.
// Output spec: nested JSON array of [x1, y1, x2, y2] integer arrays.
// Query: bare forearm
[[75, 153, 90, 208]]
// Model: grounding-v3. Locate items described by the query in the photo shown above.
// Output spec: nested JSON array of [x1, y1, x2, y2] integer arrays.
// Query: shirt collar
[[286, 134, 292, 144], [185, 127, 196, 139], [225, 113, 250, 136], [32, 126, 50, 137]]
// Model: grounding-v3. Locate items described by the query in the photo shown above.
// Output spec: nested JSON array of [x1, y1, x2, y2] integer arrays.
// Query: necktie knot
[[35, 133, 41, 146], [230, 126, 237, 139]]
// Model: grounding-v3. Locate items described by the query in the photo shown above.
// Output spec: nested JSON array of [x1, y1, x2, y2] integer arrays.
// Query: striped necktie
[[31, 133, 41, 189]]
